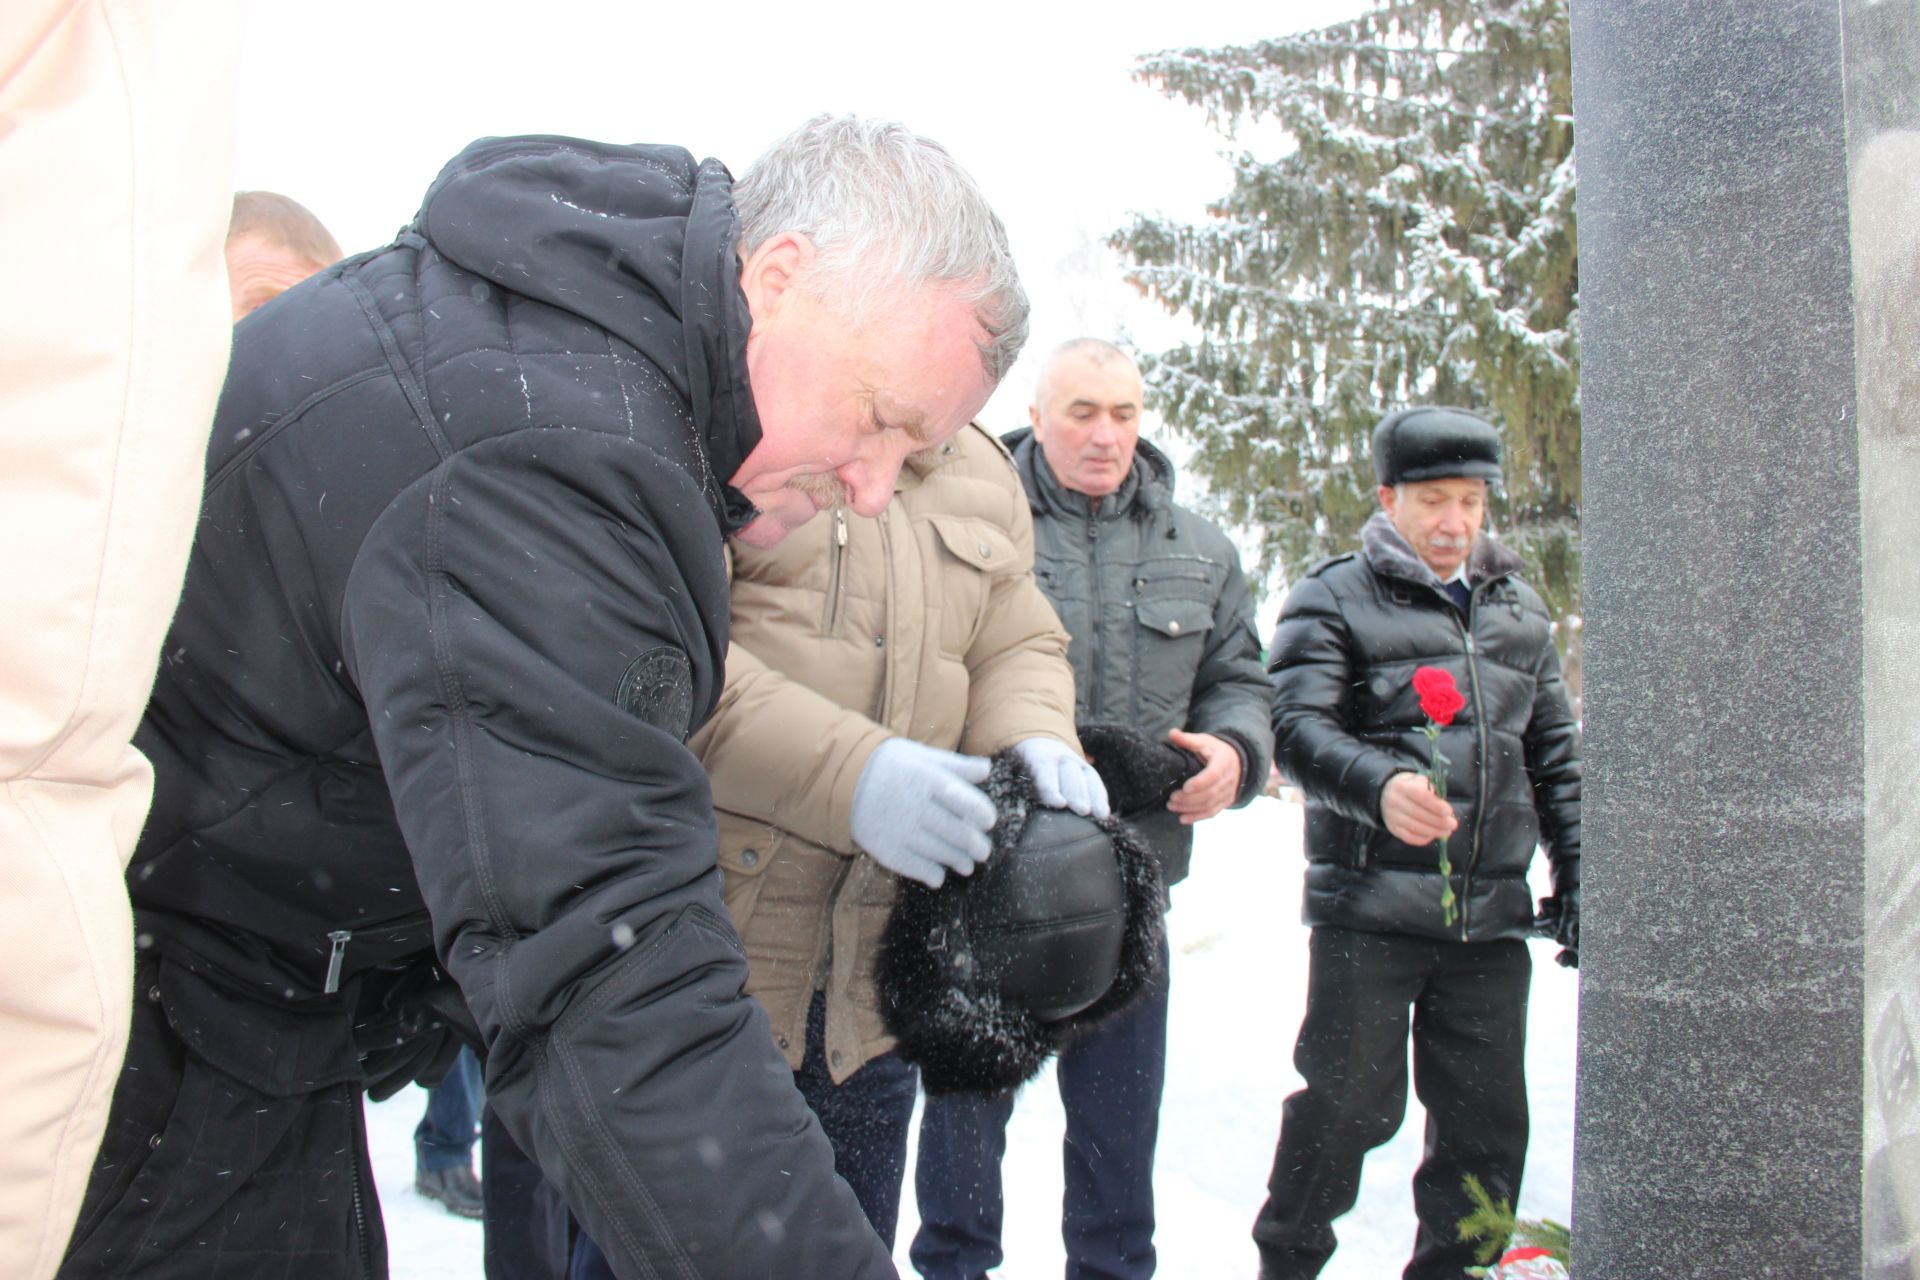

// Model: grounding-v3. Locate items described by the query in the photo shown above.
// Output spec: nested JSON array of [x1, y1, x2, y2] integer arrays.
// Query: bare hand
[[1380, 771, 1458, 844], [1166, 730, 1242, 825]]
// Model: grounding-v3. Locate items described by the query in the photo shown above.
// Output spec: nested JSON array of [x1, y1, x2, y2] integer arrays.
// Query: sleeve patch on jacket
[[615, 646, 694, 741]]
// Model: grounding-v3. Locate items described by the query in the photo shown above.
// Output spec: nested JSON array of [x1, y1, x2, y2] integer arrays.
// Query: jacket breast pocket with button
[[1131, 596, 1214, 724], [1135, 596, 1214, 642], [926, 514, 1019, 658]]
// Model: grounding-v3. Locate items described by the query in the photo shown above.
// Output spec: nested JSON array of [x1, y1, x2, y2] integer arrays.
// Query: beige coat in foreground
[[691, 422, 1079, 1081], [0, 3, 240, 1274]]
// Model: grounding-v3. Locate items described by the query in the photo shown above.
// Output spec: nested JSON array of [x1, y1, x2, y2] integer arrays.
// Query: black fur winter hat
[[1371, 406, 1503, 487], [876, 751, 1166, 1096], [1076, 722, 1204, 818]]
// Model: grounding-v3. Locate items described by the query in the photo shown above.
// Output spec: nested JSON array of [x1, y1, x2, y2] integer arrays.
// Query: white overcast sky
[[234, 0, 1365, 429]]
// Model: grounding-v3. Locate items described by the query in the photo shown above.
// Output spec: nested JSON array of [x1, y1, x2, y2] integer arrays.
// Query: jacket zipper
[[814, 854, 855, 991], [338, 925, 373, 1280], [351, 1102, 377, 1279], [1086, 506, 1104, 712], [823, 508, 848, 633], [324, 929, 352, 994], [1458, 588, 1493, 941]]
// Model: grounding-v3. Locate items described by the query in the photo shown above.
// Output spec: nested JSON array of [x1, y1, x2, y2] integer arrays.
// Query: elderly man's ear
[[738, 231, 815, 323]]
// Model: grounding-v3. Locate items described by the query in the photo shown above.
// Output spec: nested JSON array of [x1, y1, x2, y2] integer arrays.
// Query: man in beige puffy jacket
[[689, 419, 1095, 1246]]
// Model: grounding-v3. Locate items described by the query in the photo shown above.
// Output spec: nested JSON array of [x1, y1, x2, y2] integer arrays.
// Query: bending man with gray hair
[[60, 116, 1024, 1280]]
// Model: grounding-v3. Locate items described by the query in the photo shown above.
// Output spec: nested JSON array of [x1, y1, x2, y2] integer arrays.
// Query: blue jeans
[[571, 992, 919, 1279], [415, 1046, 483, 1173], [911, 935, 1171, 1280]]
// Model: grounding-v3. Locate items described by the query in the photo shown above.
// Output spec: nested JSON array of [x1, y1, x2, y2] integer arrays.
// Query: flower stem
[[1424, 722, 1459, 928]]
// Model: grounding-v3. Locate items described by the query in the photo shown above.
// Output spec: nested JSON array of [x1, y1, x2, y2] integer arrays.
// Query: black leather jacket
[[1268, 513, 1581, 942], [130, 137, 890, 1277]]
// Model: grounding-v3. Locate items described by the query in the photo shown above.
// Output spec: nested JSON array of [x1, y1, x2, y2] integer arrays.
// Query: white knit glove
[[850, 739, 996, 887], [1013, 737, 1110, 819]]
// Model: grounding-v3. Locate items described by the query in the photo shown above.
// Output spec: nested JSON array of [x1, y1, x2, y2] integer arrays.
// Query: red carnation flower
[[1411, 665, 1465, 930], [1412, 665, 1466, 727]]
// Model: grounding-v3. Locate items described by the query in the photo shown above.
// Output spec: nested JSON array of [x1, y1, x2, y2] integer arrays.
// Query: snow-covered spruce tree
[[1114, 0, 1580, 667]]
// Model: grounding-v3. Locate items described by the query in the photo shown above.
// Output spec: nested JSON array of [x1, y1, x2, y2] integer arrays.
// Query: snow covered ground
[[368, 793, 1577, 1278]]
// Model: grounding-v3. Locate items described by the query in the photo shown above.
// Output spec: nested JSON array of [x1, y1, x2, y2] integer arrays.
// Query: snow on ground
[[370, 793, 1577, 1277]]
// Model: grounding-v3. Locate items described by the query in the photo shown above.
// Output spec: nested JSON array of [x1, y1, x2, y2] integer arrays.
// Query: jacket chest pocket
[[927, 515, 1018, 657], [1133, 553, 1226, 605], [1134, 596, 1214, 644], [1132, 556, 1221, 644], [1130, 557, 1221, 719]]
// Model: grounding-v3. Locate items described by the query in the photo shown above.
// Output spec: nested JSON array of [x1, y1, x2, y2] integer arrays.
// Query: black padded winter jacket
[[129, 137, 892, 1277], [1006, 428, 1273, 886], [1268, 512, 1581, 942]]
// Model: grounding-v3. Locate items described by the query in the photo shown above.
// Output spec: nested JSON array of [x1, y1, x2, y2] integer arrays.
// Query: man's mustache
[[788, 473, 851, 509]]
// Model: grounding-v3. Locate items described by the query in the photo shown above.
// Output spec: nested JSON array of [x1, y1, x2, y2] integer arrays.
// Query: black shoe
[[416, 1163, 484, 1219]]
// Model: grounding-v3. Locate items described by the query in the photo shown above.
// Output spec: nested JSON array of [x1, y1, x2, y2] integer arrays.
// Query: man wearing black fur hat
[[911, 338, 1273, 1280], [1253, 407, 1581, 1280]]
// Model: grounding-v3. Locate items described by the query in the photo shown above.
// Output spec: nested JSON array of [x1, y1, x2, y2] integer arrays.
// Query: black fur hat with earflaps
[[875, 749, 1167, 1096]]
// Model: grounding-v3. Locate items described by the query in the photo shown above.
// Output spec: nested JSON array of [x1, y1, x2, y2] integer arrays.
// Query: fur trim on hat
[[877, 752, 1167, 1096], [1077, 722, 1204, 818]]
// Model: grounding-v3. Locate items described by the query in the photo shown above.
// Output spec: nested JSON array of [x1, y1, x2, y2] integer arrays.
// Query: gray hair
[[733, 114, 1029, 382], [1034, 337, 1139, 406]]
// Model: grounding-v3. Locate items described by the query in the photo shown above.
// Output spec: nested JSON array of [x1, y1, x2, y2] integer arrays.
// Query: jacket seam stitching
[[419, 463, 522, 1031], [344, 271, 452, 462], [203, 368, 390, 494]]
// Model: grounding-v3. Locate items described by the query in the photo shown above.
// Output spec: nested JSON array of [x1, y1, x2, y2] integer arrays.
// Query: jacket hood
[[1002, 426, 1176, 520], [416, 136, 760, 522], [1359, 510, 1524, 592]]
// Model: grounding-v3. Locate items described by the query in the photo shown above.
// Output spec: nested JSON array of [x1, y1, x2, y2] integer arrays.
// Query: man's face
[[1379, 477, 1488, 577], [1029, 352, 1141, 498], [731, 246, 994, 549], [225, 234, 327, 321]]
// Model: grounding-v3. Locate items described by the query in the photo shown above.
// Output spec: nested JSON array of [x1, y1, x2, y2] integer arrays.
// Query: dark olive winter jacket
[[1269, 512, 1581, 943], [1006, 428, 1273, 886], [128, 136, 891, 1278]]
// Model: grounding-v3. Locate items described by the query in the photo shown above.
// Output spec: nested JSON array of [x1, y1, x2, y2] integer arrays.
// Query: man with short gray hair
[[912, 338, 1272, 1280], [61, 117, 1022, 1280]]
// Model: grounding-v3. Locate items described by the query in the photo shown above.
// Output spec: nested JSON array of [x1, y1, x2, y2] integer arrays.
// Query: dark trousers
[[569, 991, 919, 1278], [59, 956, 385, 1279], [483, 1105, 574, 1280], [416, 1045, 484, 1173], [794, 990, 921, 1246], [911, 935, 1171, 1280], [1253, 927, 1531, 1280]]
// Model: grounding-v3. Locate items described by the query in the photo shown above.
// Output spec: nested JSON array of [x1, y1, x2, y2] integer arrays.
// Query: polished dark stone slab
[[1571, 0, 1917, 1273]]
